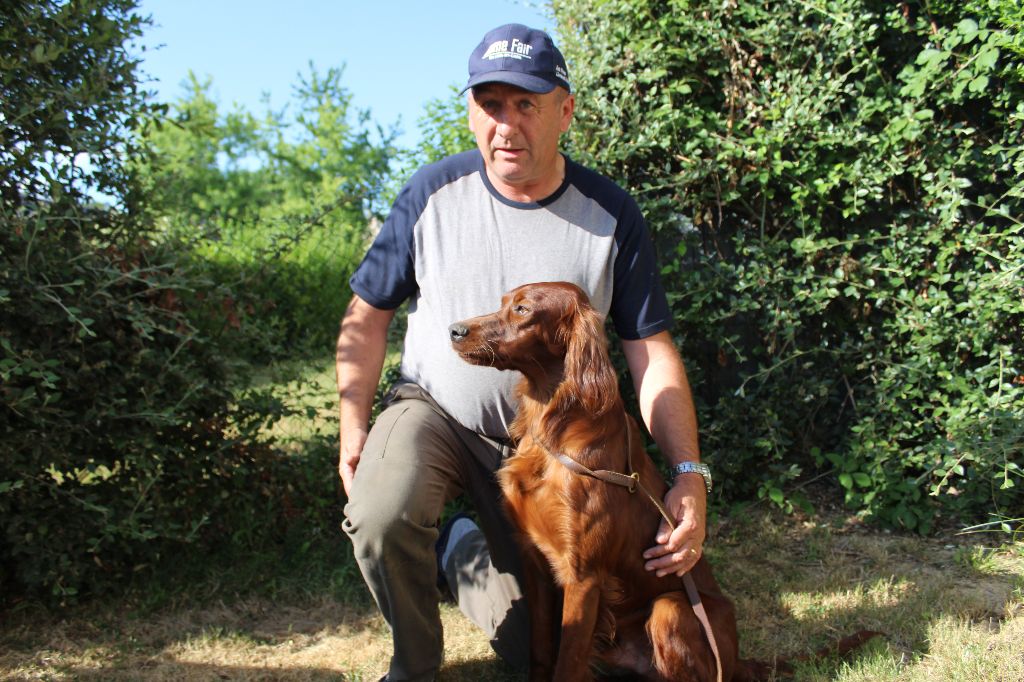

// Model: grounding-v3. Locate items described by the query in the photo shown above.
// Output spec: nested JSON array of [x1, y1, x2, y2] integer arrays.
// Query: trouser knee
[[345, 499, 434, 565]]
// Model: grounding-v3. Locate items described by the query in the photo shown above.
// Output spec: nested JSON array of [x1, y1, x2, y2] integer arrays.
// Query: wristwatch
[[670, 461, 712, 493]]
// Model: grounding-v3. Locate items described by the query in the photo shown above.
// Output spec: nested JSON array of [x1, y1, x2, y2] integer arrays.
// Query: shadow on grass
[[55, 659, 521, 682], [52, 662, 351, 681], [2, 504, 1019, 682], [708, 503, 1022, 678]]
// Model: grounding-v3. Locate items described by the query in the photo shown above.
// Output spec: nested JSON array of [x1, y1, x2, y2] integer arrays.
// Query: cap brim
[[461, 71, 558, 95]]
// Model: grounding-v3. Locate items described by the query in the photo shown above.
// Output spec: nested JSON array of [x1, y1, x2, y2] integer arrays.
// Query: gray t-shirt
[[349, 150, 670, 438]]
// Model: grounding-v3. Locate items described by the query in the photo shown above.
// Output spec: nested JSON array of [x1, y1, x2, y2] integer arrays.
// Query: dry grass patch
[[1, 506, 1021, 681], [0, 596, 518, 682], [702, 507, 1022, 679]]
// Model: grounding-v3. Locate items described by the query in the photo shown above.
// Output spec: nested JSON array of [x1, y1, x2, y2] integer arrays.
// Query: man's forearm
[[622, 331, 701, 467], [625, 330, 708, 575], [336, 295, 395, 446]]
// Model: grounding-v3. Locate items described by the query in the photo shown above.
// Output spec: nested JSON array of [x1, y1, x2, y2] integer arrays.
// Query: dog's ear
[[562, 301, 619, 415]]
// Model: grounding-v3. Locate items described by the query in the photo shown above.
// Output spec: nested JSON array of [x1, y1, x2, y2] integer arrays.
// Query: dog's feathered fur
[[450, 282, 740, 681]]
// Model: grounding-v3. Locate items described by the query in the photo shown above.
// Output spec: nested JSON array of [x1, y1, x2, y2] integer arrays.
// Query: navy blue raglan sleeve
[[348, 177, 422, 310], [349, 152, 482, 310], [610, 195, 672, 340]]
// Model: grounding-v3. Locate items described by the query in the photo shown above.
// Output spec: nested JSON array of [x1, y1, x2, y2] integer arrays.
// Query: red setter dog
[[449, 282, 742, 681]]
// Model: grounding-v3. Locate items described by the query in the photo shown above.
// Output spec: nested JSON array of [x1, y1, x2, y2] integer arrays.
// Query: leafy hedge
[[3, 224, 262, 598], [1, 0, 340, 602], [555, 0, 1023, 531]]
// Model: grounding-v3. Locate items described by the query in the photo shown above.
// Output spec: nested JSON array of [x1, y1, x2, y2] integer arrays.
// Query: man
[[338, 23, 711, 682]]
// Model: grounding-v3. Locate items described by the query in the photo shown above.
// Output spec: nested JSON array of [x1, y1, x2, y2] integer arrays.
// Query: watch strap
[[670, 461, 712, 493]]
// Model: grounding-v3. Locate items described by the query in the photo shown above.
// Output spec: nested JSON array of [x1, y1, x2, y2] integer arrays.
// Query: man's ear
[[560, 92, 575, 133]]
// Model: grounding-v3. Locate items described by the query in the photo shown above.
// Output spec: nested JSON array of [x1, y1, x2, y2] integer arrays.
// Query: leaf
[[839, 473, 854, 489], [976, 47, 1000, 71], [968, 75, 989, 94], [957, 18, 979, 42], [897, 507, 918, 529], [916, 48, 944, 66]]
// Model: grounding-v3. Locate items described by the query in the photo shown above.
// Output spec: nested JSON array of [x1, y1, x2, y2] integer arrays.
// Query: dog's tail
[[733, 630, 884, 681]]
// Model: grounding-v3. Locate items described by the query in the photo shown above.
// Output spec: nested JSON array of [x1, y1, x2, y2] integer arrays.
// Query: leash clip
[[628, 471, 639, 493]]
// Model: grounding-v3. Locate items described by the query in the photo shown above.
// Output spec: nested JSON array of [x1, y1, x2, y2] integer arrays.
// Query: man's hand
[[642, 473, 707, 577], [335, 295, 394, 499], [339, 427, 368, 497]]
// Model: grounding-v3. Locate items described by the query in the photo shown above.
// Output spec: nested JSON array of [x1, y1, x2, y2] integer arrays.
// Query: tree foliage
[[1, 0, 149, 212], [555, 0, 1023, 532], [4, 0, 1022, 608], [0, 1, 330, 602], [380, 84, 476, 210], [407, 85, 476, 166], [135, 67, 399, 355]]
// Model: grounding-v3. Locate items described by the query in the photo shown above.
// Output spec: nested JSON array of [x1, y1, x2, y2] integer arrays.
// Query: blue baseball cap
[[463, 23, 571, 94]]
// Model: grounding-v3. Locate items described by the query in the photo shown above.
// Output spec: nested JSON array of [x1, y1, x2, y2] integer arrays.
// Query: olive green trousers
[[342, 383, 529, 682]]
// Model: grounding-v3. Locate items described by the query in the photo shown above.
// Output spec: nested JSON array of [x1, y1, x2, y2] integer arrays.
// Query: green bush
[[0, 0, 341, 602], [135, 69, 399, 357], [555, 0, 1023, 531], [2, 224, 236, 597]]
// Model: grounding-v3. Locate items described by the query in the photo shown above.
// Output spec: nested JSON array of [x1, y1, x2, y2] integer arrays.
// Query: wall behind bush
[[554, 0, 1023, 532]]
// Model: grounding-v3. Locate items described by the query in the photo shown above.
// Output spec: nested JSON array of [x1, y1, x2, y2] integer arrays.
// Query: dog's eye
[[513, 305, 530, 315]]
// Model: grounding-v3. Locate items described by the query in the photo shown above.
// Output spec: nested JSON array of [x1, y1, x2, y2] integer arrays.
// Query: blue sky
[[136, 0, 553, 148]]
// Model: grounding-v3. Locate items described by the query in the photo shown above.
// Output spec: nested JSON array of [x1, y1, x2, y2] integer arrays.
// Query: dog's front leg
[[553, 576, 601, 682], [522, 547, 559, 681]]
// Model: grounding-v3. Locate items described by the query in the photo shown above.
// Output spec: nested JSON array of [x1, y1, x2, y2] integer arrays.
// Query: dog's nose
[[448, 323, 469, 343]]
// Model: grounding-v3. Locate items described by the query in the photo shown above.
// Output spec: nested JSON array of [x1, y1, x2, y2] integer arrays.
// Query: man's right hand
[[339, 428, 368, 497], [335, 294, 394, 498]]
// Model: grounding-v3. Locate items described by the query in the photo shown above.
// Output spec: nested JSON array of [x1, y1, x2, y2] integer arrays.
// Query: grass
[[3, 357, 1021, 681], [712, 511, 1024, 681], [1, 501, 1021, 681], [241, 307, 406, 448]]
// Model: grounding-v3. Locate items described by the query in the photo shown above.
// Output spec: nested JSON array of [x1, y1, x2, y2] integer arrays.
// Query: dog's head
[[449, 281, 617, 412]]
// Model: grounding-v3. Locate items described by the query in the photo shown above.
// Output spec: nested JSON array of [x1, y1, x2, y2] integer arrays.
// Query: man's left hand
[[642, 473, 707, 577]]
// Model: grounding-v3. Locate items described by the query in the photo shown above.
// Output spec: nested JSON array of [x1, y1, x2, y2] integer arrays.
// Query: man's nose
[[494, 109, 519, 137]]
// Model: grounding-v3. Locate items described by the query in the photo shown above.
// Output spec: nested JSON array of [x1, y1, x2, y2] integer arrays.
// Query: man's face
[[467, 83, 574, 196]]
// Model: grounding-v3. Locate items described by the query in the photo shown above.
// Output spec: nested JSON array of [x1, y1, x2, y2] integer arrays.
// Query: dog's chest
[[499, 447, 610, 582]]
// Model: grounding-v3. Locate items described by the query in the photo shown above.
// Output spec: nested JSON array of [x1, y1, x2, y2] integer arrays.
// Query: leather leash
[[537, 416, 724, 682]]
